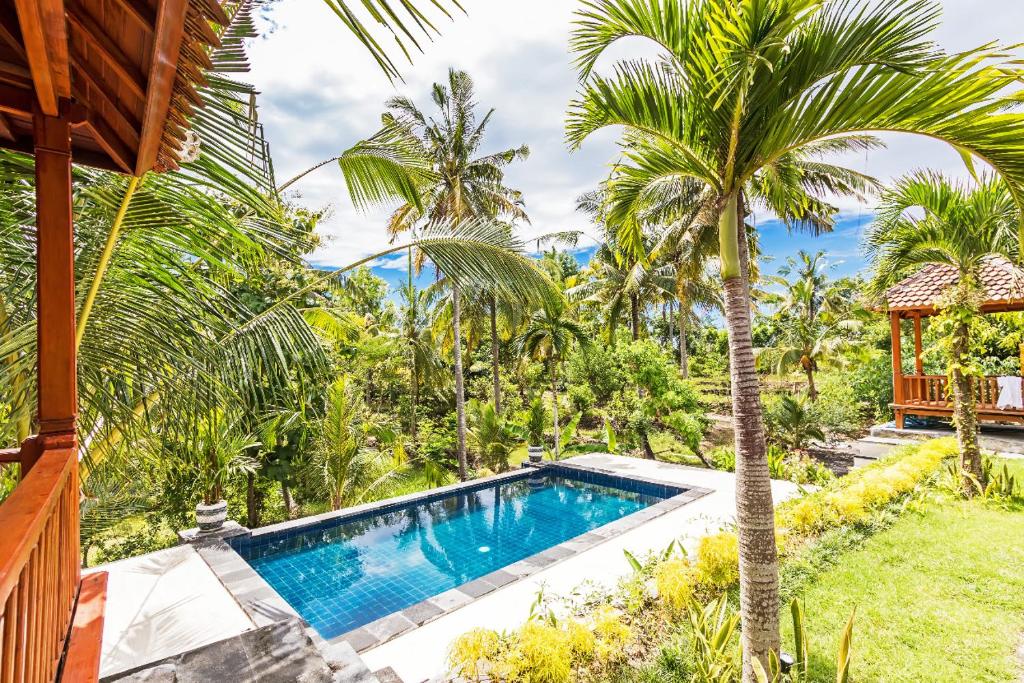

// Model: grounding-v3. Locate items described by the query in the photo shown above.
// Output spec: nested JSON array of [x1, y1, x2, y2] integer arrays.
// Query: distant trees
[[337, 68, 543, 480]]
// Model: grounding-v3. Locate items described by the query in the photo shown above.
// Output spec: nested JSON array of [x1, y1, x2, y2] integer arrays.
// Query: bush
[[508, 622, 572, 683], [814, 373, 869, 439], [448, 628, 502, 682], [694, 532, 740, 589], [709, 446, 736, 472], [655, 558, 695, 613], [776, 438, 955, 537], [567, 384, 597, 418]]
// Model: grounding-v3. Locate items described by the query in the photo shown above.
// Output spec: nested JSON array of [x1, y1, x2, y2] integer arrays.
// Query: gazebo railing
[[0, 441, 80, 683], [900, 374, 1018, 412]]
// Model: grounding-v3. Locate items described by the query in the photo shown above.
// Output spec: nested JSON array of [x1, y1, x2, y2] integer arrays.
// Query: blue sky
[[246, 1, 1024, 295]]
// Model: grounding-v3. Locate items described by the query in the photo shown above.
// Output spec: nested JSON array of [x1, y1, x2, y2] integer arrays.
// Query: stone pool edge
[[190, 462, 712, 656]]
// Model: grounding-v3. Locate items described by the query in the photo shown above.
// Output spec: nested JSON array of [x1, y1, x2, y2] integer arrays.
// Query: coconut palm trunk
[[803, 358, 818, 401], [678, 301, 689, 378], [720, 193, 779, 676], [490, 295, 502, 414], [950, 321, 983, 493], [550, 364, 560, 459], [630, 294, 641, 340], [452, 283, 469, 480]]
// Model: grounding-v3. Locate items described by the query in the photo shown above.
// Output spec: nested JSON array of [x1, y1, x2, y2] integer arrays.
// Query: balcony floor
[[88, 543, 255, 678]]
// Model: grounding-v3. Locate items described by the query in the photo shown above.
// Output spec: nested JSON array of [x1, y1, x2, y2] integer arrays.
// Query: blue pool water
[[231, 467, 678, 639]]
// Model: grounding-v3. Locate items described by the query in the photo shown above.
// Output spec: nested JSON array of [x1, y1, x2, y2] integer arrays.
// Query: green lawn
[[783, 459, 1024, 682]]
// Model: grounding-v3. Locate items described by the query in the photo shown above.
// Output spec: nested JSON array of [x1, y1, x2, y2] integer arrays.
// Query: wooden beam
[[0, 81, 34, 116], [912, 313, 924, 375], [66, 1, 148, 100], [13, 0, 70, 116], [135, 0, 188, 176], [33, 106, 77, 437], [0, 111, 14, 140], [890, 311, 904, 407], [0, 4, 26, 58], [109, 0, 155, 32], [69, 43, 142, 139], [81, 115, 133, 173]]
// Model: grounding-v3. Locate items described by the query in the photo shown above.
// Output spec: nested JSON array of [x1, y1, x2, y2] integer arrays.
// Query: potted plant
[[193, 411, 258, 532], [525, 396, 547, 465]]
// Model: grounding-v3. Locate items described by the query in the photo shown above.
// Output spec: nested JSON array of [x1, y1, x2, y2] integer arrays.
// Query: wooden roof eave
[[0, 0, 228, 176]]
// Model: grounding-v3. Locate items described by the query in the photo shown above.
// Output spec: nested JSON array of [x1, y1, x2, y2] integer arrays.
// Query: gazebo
[[885, 254, 1024, 429], [0, 1, 227, 681]]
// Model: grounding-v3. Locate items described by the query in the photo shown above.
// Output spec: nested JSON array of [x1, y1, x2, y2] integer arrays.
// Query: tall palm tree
[[760, 250, 857, 399], [515, 298, 590, 458], [867, 172, 1019, 493], [338, 69, 540, 480], [566, 1, 1024, 676]]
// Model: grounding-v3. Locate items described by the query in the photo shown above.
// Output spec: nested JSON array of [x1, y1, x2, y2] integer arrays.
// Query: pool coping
[[189, 461, 712, 655]]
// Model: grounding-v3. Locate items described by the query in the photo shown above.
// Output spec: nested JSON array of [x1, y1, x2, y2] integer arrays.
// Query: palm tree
[[338, 69, 542, 481], [867, 172, 1019, 493], [308, 377, 407, 510], [566, 1, 1024, 675], [760, 251, 857, 399], [515, 298, 590, 458]]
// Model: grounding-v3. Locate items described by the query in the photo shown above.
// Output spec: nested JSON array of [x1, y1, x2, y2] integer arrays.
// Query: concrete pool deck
[[92, 454, 803, 681]]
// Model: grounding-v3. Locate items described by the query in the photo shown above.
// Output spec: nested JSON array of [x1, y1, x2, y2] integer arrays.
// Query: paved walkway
[[360, 454, 802, 682], [90, 544, 254, 678]]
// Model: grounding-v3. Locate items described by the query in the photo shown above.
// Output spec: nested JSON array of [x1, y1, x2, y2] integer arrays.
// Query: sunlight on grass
[[784, 459, 1024, 682]]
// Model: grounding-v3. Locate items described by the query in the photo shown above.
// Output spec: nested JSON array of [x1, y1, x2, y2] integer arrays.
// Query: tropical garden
[[1, 0, 1023, 681]]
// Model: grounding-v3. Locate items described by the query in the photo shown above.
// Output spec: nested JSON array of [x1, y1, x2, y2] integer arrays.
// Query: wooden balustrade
[[0, 444, 80, 683], [900, 374, 1024, 413]]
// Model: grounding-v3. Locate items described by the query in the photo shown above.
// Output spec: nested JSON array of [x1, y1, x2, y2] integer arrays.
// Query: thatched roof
[[0, 0, 230, 174], [885, 254, 1024, 314]]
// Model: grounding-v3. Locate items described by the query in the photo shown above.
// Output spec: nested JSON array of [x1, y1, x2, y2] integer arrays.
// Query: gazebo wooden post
[[912, 313, 924, 375], [33, 104, 78, 461], [890, 311, 905, 429]]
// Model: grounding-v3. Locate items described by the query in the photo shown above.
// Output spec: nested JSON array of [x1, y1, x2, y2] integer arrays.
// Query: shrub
[[709, 446, 736, 472], [655, 558, 695, 613], [814, 373, 869, 439], [694, 532, 740, 589], [507, 621, 572, 683], [591, 606, 632, 669], [448, 628, 502, 682], [777, 437, 955, 538], [567, 384, 597, 418]]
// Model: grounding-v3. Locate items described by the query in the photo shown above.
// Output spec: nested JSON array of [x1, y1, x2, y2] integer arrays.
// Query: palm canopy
[[515, 298, 591, 365], [566, 0, 1024, 263], [340, 68, 529, 229], [866, 171, 1020, 296]]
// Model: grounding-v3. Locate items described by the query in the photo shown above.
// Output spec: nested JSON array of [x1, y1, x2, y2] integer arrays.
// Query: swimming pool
[[229, 465, 688, 640]]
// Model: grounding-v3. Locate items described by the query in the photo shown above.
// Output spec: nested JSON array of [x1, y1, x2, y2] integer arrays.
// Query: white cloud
[[247, 0, 1024, 268]]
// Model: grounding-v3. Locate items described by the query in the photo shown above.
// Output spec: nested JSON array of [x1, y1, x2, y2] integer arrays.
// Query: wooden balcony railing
[[0, 441, 80, 683], [900, 374, 1024, 413]]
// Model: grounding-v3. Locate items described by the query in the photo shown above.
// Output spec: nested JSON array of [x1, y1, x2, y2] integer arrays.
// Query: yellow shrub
[[654, 558, 695, 613], [507, 621, 572, 683], [592, 605, 631, 661], [695, 532, 740, 588], [565, 619, 595, 661], [777, 438, 956, 540], [824, 490, 868, 524], [448, 628, 501, 682]]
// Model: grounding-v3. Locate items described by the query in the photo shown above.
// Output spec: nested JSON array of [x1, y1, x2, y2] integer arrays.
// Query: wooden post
[[912, 313, 924, 375], [890, 311, 905, 429], [33, 105, 77, 448]]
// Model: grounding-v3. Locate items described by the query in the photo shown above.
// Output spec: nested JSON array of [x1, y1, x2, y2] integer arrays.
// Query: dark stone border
[[191, 459, 711, 656]]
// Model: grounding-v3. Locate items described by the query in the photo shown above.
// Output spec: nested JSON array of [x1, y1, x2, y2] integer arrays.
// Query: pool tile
[[338, 628, 379, 653], [364, 613, 416, 643]]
